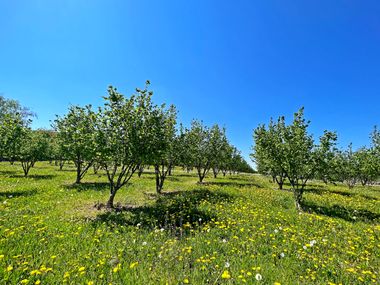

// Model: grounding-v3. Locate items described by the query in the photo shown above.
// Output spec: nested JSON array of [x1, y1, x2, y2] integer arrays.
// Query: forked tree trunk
[[21, 161, 33, 177]]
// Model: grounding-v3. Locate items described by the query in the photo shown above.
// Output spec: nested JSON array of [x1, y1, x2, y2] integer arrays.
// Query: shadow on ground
[[92, 189, 235, 236], [0, 189, 38, 199], [202, 181, 263, 188], [64, 182, 110, 192], [306, 187, 379, 201], [9, 174, 56, 180], [301, 200, 380, 223]]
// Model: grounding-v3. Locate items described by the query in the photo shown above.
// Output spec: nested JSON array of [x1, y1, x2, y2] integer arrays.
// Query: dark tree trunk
[[212, 167, 219, 178], [275, 176, 284, 190], [21, 161, 32, 177], [294, 188, 303, 211], [59, 160, 65, 170], [75, 162, 81, 184], [107, 189, 116, 209], [138, 165, 144, 178]]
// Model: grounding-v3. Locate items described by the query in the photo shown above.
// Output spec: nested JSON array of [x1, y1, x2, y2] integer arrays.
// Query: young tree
[[18, 130, 50, 176], [355, 147, 378, 186], [0, 113, 27, 163], [253, 108, 336, 210], [96, 82, 162, 208], [209, 125, 228, 178], [54, 105, 97, 184], [149, 105, 177, 194], [0, 96, 34, 162], [335, 144, 359, 189], [252, 117, 287, 189], [313, 131, 338, 184], [183, 121, 225, 183]]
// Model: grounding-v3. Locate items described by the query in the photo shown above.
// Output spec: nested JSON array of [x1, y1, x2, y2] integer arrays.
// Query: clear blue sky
[[1, 0, 380, 165]]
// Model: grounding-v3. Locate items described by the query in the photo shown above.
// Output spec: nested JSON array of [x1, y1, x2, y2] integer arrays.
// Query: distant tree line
[[0, 83, 253, 208], [251, 107, 380, 210]]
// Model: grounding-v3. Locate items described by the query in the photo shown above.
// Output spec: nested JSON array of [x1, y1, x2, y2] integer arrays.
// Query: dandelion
[[113, 263, 121, 273], [274, 282, 281, 285], [87, 282, 94, 285], [20, 280, 29, 284], [7, 265, 13, 272], [183, 278, 189, 284], [35, 280, 41, 285], [222, 270, 231, 279], [78, 266, 86, 272], [130, 261, 139, 269], [255, 273, 263, 281]]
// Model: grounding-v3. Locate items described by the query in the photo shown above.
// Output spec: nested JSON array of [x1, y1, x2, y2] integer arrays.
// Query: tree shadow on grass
[[0, 170, 18, 176], [92, 189, 235, 236], [0, 189, 38, 199], [9, 174, 56, 180], [64, 182, 110, 192], [306, 188, 379, 201], [301, 200, 380, 223], [202, 181, 263, 188]]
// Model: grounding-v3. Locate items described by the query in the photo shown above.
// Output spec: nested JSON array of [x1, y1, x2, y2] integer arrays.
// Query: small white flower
[[280, 252, 285, 258], [199, 218, 202, 222], [255, 273, 262, 281], [310, 240, 317, 246], [8, 195, 13, 198], [303, 246, 307, 250], [136, 223, 141, 227], [160, 228, 165, 232], [142, 241, 147, 246], [222, 239, 227, 243], [224, 262, 230, 268], [279, 227, 283, 230], [274, 229, 279, 234]]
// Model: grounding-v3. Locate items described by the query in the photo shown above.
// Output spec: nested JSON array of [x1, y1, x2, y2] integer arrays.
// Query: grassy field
[[0, 162, 379, 285]]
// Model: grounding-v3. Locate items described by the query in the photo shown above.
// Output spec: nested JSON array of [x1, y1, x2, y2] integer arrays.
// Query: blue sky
[[1, 0, 379, 164]]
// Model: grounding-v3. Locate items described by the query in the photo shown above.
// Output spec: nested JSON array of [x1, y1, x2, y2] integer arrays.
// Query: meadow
[[0, 162, 379, 285]]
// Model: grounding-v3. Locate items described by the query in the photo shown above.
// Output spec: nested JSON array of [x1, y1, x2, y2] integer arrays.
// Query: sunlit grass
[[0, 162, 379, 284]]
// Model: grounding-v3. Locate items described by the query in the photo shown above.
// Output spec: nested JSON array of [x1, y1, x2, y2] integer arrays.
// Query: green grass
[[0, 162, 379, 285]]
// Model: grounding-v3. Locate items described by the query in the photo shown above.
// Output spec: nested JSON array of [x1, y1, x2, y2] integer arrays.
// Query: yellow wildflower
[[222, 270, 231, 279]]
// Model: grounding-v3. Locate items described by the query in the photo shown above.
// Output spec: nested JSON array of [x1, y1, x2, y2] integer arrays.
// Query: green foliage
[[54, 105, 97, 183], [252, 108, 337, 209]]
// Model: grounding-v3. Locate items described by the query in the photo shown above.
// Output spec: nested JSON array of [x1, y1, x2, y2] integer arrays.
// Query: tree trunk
[[212, 167, 218, 178], [107, 187, 116, 209], [155, 165, 162, 194], [293, 188, 303, 211], [22, 161, 32, 177], [276, 176, 284, 190], [106, 194, 115, 209]]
